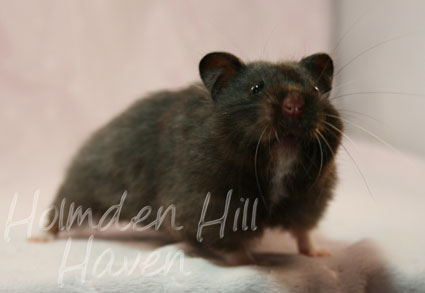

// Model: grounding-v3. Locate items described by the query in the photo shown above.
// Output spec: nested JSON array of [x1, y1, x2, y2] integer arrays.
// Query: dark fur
[[47, 52, 343, 253]]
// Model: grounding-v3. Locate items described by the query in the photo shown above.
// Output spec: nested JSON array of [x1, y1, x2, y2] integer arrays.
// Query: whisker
[[261, 21, 280, 59], [268, 130, 272, 152], [323, 120, 355, 146], [335, 32, 423, 77], [300, 145, 316, 175], [264, 91, 278, 103], [316, 129, 334, 157], [339, 142, 375, 201], [318, 6, 372, 84], [274, 130, 280, 143], [336, 108, 384, 124], [267, 130, 274, 177], [298, 156, 310, 175], [322, 124, 375, 200], [328, 80, 358, 94], [321, 80, 359, 100], [314, 128, 336, 204], [330, 9, 370, 55], [316, 58, 333, 91], [331, 91, 425, 101], [325, 114, 399, 153], [313, 132, 324, 186], [223, 104, 259, 113], [255, 127, 268, 211]]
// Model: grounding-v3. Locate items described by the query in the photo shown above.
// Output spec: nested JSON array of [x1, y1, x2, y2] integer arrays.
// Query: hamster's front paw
[[292, 229, 331, 257]]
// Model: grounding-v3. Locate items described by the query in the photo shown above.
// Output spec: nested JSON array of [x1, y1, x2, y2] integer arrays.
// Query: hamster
[[42, 52, 343, 263]]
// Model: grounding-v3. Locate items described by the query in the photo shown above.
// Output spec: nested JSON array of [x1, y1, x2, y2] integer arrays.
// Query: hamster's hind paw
[[27, 231, 57, 243]]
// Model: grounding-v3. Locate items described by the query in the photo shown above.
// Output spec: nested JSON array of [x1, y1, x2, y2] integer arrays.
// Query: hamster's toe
[[301, 247, 331, 257]]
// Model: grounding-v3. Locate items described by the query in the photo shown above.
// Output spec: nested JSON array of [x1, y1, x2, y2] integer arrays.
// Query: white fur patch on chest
[[269, 147, 298, 204]]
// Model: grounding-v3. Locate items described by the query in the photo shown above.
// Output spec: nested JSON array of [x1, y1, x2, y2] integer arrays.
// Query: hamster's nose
[[283, 93, 305, 117]]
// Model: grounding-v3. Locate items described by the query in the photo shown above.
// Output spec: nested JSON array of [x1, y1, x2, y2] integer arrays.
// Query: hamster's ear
[[199, 52, 245, 98], [300, 53, 334, 94]]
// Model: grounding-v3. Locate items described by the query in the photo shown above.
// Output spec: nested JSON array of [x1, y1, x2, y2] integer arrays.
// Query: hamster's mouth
[[279, 134, 298, 147], [276, 127, 313, 141], [269, 123, 317, 151], [269, 133, 299, 150], [267, 116, 319, 149]]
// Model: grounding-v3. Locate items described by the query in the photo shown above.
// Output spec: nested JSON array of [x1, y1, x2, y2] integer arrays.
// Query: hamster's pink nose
[[283, 93, 305, 117]]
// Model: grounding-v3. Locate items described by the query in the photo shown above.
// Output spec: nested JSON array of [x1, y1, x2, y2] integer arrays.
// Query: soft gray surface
[[1, 141, 425, 292]]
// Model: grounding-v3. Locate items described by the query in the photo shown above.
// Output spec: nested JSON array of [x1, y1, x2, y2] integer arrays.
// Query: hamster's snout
[[276, 91, 315, 138], [282, 92, 305, 117]]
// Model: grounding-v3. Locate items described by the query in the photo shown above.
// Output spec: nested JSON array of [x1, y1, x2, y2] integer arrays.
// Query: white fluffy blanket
[[1, 141, 425, 292]]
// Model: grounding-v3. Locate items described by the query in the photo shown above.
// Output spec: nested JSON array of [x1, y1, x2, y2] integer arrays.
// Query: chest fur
[[269, 147, 298, 203]]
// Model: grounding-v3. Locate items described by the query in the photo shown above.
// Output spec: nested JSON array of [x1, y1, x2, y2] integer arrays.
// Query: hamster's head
[[199, 52, 343, 164]]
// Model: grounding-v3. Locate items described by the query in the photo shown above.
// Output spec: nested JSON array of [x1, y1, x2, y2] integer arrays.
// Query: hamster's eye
[[250, 82, 264, 95]]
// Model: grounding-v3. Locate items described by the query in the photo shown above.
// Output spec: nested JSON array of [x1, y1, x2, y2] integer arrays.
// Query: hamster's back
[[52, 84, 213, 219]]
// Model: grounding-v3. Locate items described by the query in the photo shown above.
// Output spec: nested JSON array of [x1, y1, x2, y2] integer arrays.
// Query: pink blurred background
[[0, 0, 333, 212]]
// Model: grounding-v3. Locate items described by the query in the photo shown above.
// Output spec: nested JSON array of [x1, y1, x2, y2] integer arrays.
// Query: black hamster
[[42, 52, 343, 263]]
